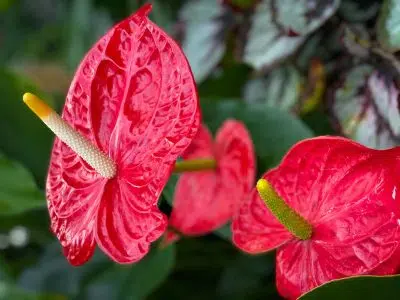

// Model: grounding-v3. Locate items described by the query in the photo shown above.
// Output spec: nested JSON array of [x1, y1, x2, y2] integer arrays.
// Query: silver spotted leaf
[[179, 0, 232, 83], [330, 65, 400, 149], [377, 0, 400, 52], [243, 64, 301, 111], [243, 0, 340, 70]]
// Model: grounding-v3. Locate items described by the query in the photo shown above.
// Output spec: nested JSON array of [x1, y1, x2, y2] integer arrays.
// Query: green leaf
[[341, 25, 371, 59], [0, 256, 11, 282], [150, 237, 238, 299], [0, 69, 53, 184], [213, 224, 232, 241], [201, 99, 314, 171], [163, 174, 178, 206], [217, 253, 276, 299], [67, 0, 91, 70], [0, 208, 52, 247], [149, 1, 175, 34], [66, 0, 112, 70], [225, 0, 258, 10], [0, 152, 45, 215], [243, 0, 304, 70], [19, 243, 112, 297], [330, 65, 400, 149], [118, 244, 175, 300], [296, 27, 343, 72], [300, 275, 400, 299], [338, 0, 380, 23], [377, 0, 400, 52], [243, 64, 301, 111], [0, 281, 63, 300], [179, 0, 231, 83], [0, 0, 15, 11], [243, 0, 340, 70], [301, 109, 335, 136], [0, 4, 35, 64], [199, 64, 251, 99], [80, 245, 176, 300], [2, 1, 66, 65], [274, 0, 340, 35], [20, 243, 175, 300]]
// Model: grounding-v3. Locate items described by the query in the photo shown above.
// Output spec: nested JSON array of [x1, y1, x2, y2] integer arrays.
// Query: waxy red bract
[[169, 120, 255, 237], [46, 4, 200, 265], [232, 136, 400, 299]]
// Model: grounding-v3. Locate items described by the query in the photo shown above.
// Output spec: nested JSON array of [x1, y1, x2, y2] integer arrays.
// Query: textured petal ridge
[[46, 4, 200, 265], [232, 136, 400, 299]]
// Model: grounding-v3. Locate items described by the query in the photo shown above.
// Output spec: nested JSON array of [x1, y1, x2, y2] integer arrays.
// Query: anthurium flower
[[23, 4, 200, 265], [167, 120, 255, 240], [232, 136, 400, 299]]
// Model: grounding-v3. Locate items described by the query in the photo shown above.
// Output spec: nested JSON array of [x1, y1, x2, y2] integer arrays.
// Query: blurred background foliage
[[1, 0, 400, 299]]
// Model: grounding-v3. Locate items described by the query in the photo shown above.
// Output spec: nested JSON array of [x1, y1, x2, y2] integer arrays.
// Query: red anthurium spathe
[[232, 136, 400, 299], [168, 120, 255, 239], [23, 4, 200, 265]]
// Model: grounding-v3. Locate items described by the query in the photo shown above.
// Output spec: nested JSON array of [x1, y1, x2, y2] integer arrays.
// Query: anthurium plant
[[2, 1, 400, 299]]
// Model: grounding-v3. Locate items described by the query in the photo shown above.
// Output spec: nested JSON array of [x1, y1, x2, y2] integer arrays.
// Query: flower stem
[[256, 179, 312, 240], [173, 159, 216, 173]]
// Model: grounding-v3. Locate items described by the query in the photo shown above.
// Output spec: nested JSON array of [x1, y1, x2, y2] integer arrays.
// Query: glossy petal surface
[[232, 136, 400, 299], [96, 180, 168, 263], [46, 4, 200, 265], [48, 200, 97, 266], [232, 187, 293, 254], [170, 120, 255, 236]]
